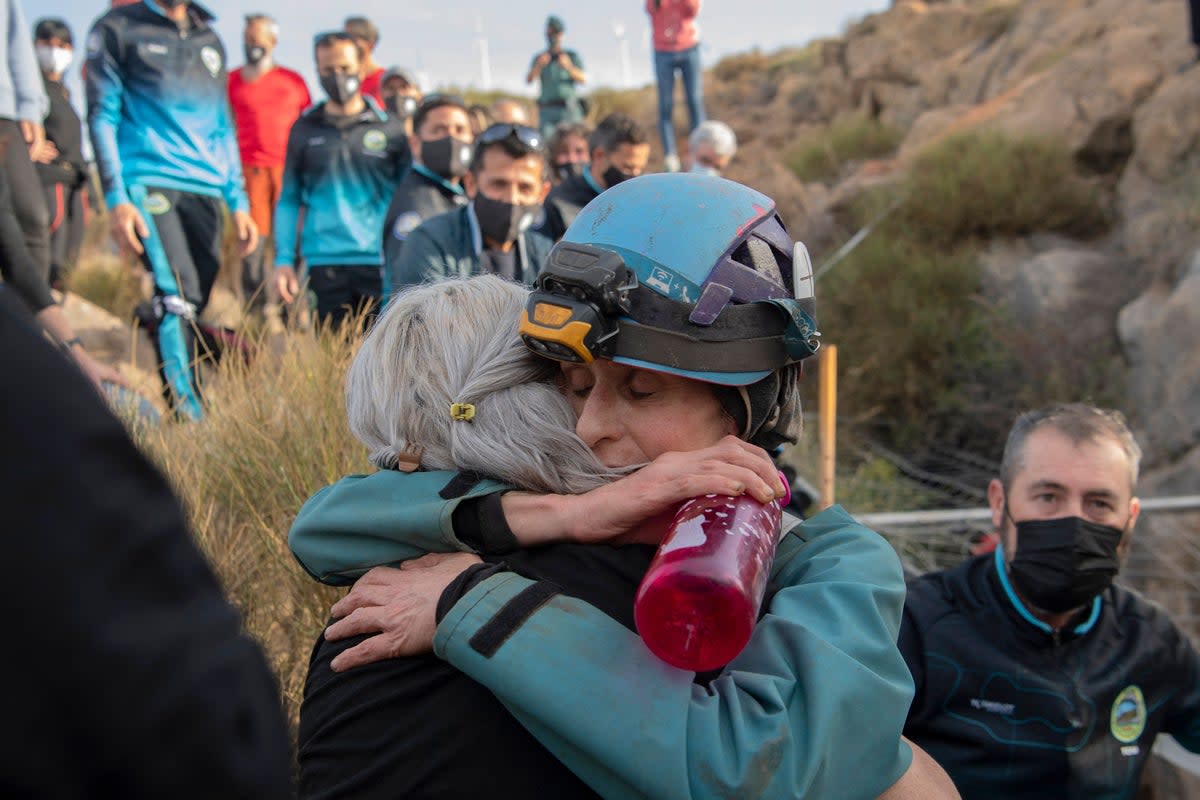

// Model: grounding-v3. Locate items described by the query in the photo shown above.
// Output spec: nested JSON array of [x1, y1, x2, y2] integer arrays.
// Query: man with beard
[[381, 94, 472, 295], [273, 31, 409, 328], [900, 403, 1200, 799], [537, 112, 648, 242], [227, 13, 310, 321], [390, 123, 551, 291]]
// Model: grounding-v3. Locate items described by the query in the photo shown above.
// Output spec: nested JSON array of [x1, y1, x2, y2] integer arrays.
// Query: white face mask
[[689, 162, 720, 177], [36, 45, 74, 76]]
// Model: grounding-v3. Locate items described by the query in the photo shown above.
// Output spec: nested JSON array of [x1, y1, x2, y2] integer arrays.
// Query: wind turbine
[[612, 20, 633, 88], [475, 15, 492, 90]]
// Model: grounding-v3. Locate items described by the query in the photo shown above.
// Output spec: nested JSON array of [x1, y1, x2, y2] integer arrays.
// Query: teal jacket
[[288, 470, 915, 799], [387, 204, 553, 298]]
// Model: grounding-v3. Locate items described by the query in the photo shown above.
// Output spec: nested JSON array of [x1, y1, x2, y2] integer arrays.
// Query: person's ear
[[462, 170, 478, 199], [1117, 496, 1141, 562], [537, 178, 550, 203], [408, 134, 422, 161], [987, 478, 1006, 532]]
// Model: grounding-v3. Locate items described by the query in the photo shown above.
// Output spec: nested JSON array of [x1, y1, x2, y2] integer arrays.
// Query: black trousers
[[0, 118, 50, 279], [0, 148, 52, 311], [133, 185, 224, 420], [42, 180, 86, 286], [307, 264, 382, 330]]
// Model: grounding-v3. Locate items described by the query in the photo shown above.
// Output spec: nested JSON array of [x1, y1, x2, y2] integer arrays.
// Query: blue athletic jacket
[[85, 0, 247, 213], [288, 470, 915, 799], [274, 99, 411, 269]]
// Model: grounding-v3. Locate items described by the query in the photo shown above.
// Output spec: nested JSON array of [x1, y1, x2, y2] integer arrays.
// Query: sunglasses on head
[[479, 123, 543, 151]]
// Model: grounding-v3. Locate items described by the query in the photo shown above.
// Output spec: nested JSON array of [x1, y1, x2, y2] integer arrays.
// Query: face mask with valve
[[473, 193, 540, 245], [320, 72, 360, 106]]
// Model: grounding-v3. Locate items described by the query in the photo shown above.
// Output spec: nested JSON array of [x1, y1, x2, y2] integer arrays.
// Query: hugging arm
[[433, 507, 915, 800]]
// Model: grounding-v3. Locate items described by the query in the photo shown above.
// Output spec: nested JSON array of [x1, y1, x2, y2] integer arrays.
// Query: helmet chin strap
[[717, 372, 785, 446]]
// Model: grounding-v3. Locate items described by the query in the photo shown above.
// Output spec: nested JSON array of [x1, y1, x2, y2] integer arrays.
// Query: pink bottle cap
[[778, 470, 791, 507]]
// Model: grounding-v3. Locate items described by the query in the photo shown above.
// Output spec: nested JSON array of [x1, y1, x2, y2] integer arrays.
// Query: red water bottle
[[634, 476, 790, 672]]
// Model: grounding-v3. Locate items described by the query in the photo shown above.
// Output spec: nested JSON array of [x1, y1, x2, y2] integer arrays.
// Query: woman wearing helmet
[[292, 175, 933, 798]]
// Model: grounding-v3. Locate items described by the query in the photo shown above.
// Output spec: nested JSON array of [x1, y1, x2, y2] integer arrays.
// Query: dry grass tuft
[[133, 322, 371, 725]]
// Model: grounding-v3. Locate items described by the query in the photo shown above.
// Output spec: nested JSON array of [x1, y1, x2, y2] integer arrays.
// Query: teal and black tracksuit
[[86, 0, 247, 421], [274, 99, 410, 325], [900, 550, 1200, 800], [289, 470, 915, 799]]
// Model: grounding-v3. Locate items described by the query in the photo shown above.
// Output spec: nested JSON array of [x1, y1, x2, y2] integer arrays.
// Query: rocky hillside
[[614, 0, 1198, 497]]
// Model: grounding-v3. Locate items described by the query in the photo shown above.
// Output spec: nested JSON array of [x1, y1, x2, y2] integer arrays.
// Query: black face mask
[[602, 165, 635, 189], [422, 136, 473, 180], [244, 44, 266, 65], [320, 72, 360, 106], [473, 193, 540, 245], [555, 162, 587, 182], [386, 95, 418, 120], [1008, 516, 1125, 614]]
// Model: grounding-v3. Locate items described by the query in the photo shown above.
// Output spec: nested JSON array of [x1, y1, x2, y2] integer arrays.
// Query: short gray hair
[[244, 14, 279, 40], [690, 120, 738, 158], [1000, 403, 1142, 490], [346, 276, 617, 494]]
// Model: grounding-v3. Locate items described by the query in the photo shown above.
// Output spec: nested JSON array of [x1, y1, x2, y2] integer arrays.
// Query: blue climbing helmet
[[519, 173, 820, 445]]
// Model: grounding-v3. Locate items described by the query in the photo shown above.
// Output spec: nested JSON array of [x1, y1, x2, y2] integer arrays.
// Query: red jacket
[[646, 0, 701, 52]]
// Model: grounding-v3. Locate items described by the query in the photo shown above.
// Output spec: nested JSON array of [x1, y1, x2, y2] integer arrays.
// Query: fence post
[[819, 344, 837, 509]]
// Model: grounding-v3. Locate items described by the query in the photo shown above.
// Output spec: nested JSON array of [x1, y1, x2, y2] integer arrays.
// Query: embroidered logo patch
[[143, 192, 172, 216], [392, 211, 421, 239], [363, 129, 388, 152], [1110, 685, 1146, 744], [200, 46, 222, 77]]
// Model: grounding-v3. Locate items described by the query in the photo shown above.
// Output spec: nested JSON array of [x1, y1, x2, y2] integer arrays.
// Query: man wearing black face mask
[[228, 14, 310, 327], [391, 123, 552, 292], [273, 32, 409, 328], [537, 112, 649, 242], [900, 403, 1200, 800], [380, 94, 472, 295], [380, 66, 421, 134]]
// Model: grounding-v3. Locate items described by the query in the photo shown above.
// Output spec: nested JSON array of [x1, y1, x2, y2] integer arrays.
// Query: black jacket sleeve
[[0, 288, 292, 799]]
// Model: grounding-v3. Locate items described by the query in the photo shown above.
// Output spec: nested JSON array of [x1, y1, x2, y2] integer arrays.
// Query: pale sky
[[49, 0, 888, 98]]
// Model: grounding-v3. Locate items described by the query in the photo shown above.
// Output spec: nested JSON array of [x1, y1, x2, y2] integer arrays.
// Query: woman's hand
[[505, 436, 787, 548], [324, 552, 483, 671]]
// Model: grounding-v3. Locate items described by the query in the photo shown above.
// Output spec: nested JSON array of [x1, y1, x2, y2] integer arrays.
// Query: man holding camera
[[526, 15, 585, 140]]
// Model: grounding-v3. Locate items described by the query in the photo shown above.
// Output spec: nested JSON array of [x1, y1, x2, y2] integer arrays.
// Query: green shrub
[[899, 130, 1110, 245], [786, 115, 902, 182], [585, 86, 654, 124], [814, 229, 1015, 450], [712, 48, 770, 83]]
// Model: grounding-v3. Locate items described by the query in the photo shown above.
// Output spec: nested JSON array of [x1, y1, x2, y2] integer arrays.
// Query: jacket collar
[[990, 546, 1102, 640], [142, 0, 215, 25], [412, 164, 466, 197]]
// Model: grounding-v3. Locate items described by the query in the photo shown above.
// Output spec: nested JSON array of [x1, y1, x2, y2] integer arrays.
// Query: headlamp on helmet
[[519, 244, 638, 363]]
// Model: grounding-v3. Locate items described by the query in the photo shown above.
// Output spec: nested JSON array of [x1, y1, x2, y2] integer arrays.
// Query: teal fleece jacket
[[288, 470, 914, 799]]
